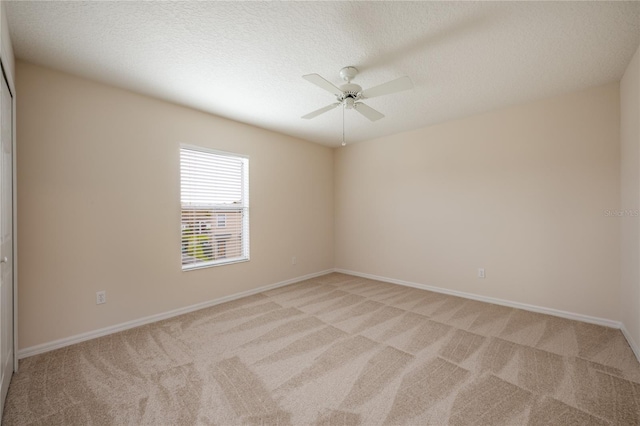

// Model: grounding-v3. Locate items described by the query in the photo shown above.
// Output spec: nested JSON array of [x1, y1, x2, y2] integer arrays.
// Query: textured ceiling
[[6, 1, 640, 147]]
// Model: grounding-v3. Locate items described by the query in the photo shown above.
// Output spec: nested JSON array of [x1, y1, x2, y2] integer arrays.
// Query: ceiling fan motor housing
[[338, 83, 362, 106]]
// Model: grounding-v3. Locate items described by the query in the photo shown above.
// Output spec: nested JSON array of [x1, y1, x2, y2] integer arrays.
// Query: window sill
[[182, 257, 250, 271]]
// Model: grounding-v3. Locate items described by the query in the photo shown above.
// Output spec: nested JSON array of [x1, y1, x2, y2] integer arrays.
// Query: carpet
[[3, 273, 640, 425]]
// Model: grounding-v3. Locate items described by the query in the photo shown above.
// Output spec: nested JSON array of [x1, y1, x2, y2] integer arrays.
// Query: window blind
[[180, 146, 249, 270]]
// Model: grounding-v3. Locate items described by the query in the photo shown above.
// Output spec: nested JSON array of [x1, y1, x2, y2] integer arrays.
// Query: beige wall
[[16, 61, 334, 349], [620, 44, 640, 353], [335, 83, 621, 320], [14, 58, 632, 350]]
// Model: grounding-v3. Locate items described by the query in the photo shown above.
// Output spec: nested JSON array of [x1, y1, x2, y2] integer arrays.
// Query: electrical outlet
[[478, 268, 486, 279], [291, 256, 297, 265], [96, 290, 106, 305]]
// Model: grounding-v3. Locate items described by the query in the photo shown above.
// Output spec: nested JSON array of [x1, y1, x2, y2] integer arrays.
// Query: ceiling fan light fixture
[[344, 97, 356, 109]]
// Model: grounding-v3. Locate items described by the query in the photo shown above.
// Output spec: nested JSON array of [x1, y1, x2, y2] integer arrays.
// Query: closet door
[[0, 64, 14, 413]]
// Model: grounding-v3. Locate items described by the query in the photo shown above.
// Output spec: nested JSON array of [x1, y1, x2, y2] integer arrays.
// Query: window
[[180, 146, 249, 270]]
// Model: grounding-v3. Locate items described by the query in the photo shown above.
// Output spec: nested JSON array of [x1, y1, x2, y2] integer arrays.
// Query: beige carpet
[[3, 273, 640, 425]]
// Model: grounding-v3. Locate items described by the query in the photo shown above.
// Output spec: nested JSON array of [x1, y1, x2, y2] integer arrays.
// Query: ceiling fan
[[301, 66, 413, 122]]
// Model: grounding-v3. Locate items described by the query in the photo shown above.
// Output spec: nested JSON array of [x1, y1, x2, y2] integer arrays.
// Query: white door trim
[[9, 62, 15, 375]]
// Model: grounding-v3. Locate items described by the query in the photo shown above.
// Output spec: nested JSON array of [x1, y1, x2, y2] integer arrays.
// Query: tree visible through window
[[180, 146, 249, 270]]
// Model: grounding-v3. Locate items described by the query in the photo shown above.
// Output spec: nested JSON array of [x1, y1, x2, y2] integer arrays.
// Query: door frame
[[0, 57, 17, 376]]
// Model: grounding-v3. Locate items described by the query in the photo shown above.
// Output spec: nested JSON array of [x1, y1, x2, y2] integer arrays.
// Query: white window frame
[[180, 145, 249, 270]]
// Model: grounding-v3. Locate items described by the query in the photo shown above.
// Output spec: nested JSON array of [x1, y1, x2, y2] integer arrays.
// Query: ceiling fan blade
[[302, 74, 343, 97], [361, 76, 413, 99], [355, 102, 385, 121], [301, 102, 340, 119]]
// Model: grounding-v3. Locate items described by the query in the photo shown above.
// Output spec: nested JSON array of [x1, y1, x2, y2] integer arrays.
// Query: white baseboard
[[20, 268, 636, 362], [18, 269, 334, 359], [620, 323, 640, 363], [335, 269, 621, 329]]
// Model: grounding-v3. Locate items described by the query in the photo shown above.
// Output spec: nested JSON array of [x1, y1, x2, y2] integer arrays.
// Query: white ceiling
[[6, 1, 640, 147]]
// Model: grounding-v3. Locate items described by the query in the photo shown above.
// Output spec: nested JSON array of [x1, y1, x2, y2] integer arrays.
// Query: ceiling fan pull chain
[[342, 103, 346, 146]]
